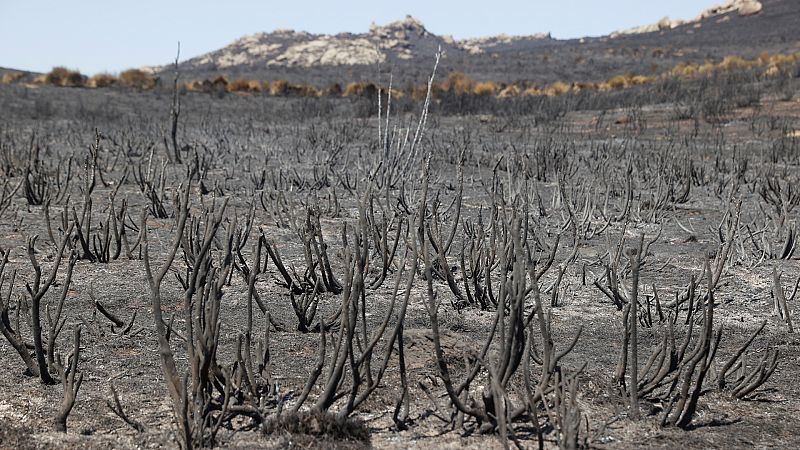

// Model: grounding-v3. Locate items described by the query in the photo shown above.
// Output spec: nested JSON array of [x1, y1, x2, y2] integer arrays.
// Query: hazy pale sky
[[0, 1, 718, 75]]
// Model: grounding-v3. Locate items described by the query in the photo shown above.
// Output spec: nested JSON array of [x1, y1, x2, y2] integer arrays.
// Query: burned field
[[1, 63, 800, 449]]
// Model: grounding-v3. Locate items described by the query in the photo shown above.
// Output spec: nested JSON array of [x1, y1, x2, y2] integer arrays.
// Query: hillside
[[154, 0, 800, 86]]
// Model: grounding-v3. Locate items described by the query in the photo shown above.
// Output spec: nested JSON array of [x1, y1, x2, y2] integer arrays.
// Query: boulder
[[739, 1, 763, 16]]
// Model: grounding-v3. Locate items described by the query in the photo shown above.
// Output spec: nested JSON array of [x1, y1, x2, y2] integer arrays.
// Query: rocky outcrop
[[168, 2, 768, 73], [273, 38, 385, 66], [369, 15, 429, 41], [173, 15, 551, 71], [613, 17, 686, 37], [458, 32, 552, 55], [178, 16, 438, 69], [612, 0, 763, 38], [701, 0, 763, 18], [738, 1, 763, 16]]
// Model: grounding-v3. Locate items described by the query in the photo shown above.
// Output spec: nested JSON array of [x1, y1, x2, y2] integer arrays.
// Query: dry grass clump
[[249, 79, 266, 92], [473, 80, 498, 96], [606, 74, 632, 90], [343, 81, 377, 98], [227, 78, 249, 92], [211, 75, 229, 89], [665, 52, 800, 82], [764, 53, 800, 76], [544, 80, 570, 96], [522, 87, 543, 96], [270, 79, 289, 96], [498, 84, 520, 98], [227, 78, 257, 93], [44, 67, 86, 87], [573, 81, 597, 92], [119, 69, 157, 90], [630, 75, 654, 85], [184, 79, 210, 92], [1, 72, 24, 84], [671, 62, 700, 78], [764, 65, 781, 77], [697, 62, 716, 75], [292, 84, 320, 97], [595, 74, 654, 92], [87, 73, 117, 88], [669, 61, 718, 78], [43, 67, 69, 86], [324, 82, 343, 96], [769, 52, 800, 67], [442, 71, 475, 95], [222, 78, 267, 93], [718, 55, 752, 71]]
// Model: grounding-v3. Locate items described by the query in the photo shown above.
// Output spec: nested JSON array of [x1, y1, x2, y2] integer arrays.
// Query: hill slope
[[149, 0, 800, 86]]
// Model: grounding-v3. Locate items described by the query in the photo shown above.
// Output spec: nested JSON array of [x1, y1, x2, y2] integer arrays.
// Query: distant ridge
[[46, 0, 778, 87], [162, 15, 550, 73]]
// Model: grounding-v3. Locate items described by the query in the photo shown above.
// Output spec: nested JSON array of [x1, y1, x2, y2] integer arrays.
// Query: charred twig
[[54, 325, 84, 432]]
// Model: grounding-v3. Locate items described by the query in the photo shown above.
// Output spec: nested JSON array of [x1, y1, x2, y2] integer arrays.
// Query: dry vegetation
[[0, 51, 799, 450], [1, 71, 25, 84], [7, 51, 798, 104]]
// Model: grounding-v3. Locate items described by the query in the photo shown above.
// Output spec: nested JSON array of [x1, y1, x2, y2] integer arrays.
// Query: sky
[[0, 0, 719, 75]]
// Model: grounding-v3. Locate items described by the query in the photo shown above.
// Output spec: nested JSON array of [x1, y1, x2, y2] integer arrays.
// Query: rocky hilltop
[[146, 0, 797, 87], [179, 15, 551, 71], [176, 0, 771, 74], [612, 0, 763, 37]]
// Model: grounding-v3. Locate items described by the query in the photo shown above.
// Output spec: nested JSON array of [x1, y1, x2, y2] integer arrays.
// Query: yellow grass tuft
[[498, 85, 520, 98], [323, 83, 343, 96], [473, 81, 498, 96], [343, 82, 377, 98], [718, 55, 751, 71], [544, 81, 570, 96], [270, 79, 289, 96], [443, 72, 475, 96], [184, 79, 210, 92], [522, 86, 544, 96], [119, 69, 157, 90], [1, 72, 24, 84], [45, 67, 86, 87], [227, 79, 252, 93], [87, 73, 117, 88]]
